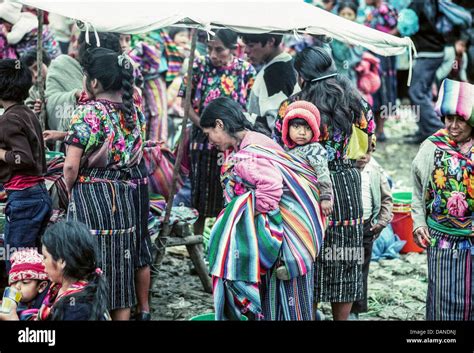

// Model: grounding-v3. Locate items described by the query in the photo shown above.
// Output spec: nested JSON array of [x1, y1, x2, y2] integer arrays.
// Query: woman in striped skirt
[[412, 79, 474, 320], [63, 48, 146, 320], [202, 98, 325, 320], [274, 47, 375, 320]]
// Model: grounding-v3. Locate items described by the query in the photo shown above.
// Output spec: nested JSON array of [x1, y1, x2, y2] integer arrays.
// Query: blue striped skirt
[[426, 229, 473, 321]]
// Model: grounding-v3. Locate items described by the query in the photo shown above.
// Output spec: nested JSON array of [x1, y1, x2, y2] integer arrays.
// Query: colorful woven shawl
[[36, 281, 87, 321], [429, 129, 474, 168], [208, 144, 325, 284]]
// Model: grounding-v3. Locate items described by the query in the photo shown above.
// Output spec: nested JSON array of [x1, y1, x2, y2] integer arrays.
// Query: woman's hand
[[370, 223, 385, 239], [413, 226, 431, 249], [321, 200, 333, 217], [43, 130, 67, 143]]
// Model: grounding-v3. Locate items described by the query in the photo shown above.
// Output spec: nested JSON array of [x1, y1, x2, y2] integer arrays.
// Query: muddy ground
[[150, 247, 428, 321]]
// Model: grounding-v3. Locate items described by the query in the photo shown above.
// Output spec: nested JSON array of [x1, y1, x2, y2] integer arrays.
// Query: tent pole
[[36, 9, 46, 131], [152, 29, 198, 275]]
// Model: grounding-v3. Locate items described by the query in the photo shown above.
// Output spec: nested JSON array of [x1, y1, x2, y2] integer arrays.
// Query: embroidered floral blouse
[[178, 55, 256, 114], [425, 132, 474, 231], [65, 100, 146, 169]]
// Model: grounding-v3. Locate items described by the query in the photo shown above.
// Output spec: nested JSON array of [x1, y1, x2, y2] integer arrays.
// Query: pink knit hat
[[8, 249, 49, 285], [282, 100, 321, 148]]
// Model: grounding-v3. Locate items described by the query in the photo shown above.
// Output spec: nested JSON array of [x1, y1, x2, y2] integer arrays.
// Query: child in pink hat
[[1, 249, 50, 320], [282, 100, 333, 216]]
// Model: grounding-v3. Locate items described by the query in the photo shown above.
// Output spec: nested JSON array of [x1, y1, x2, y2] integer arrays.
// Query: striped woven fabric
[[213, 277, 263, 320], [157, 29, 184, 84], [209, 144, 326, 320], [434, 79, 474, 126], [143, 76, 168, 142], [209, 144, 325, 283], [328, 217, 365, 227], [429, 129, 474, 168], [44, 155, 69, 211], [426, 229, 473, 320], [129, 42, 168, 142], [142, 141, 184, 200]]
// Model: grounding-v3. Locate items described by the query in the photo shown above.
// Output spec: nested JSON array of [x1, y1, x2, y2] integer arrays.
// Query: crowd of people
[[0, 0, 472, 321]]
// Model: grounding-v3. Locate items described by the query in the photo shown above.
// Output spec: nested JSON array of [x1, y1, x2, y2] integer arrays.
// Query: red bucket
[[391, 211, 423, 253]]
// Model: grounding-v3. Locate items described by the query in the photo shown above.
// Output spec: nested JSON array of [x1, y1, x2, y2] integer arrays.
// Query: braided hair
[[81, 47, 136, 130]]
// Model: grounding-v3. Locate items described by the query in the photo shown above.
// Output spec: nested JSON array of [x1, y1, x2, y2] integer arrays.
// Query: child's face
[[339, 7, 356, 22], [289, 124, 314, 146], [12, 279, 48, 303], [42, 245, 64, 284], [119, 34, 132, 53], [28, 61, 48, 85], [173, 31, 189, 47], [356, 152, 372, 169]]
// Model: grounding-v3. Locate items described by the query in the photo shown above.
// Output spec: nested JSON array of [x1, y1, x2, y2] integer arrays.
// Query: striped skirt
[[426, 229, 473, 320], [260, 263, 315, 321], [213, 263, 314, 321], [315, 160, 364, 302], [67, 166, 145, 310]]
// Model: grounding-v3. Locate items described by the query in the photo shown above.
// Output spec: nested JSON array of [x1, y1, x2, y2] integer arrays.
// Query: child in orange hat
[[282, 100, 333, 216]]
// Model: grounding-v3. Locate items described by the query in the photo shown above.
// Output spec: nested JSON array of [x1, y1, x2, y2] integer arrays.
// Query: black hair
[[214, 29, 238, 50], [337, 1, 358, 15], [294, 46, 363, 135], [200, 97, 268, 136], [81, 47, 135, 130], [240, 33, 283, 47], [21, 49, 51, 67], [42, 221, 108, 320], [0, 59, 32, 102], [288, 118, 311, 128], [168, 27, 188, 41], [78, 31, 121, 66]]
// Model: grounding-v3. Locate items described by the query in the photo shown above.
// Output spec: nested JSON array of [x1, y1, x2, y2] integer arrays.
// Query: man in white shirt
[[241, 33, 299, 134]]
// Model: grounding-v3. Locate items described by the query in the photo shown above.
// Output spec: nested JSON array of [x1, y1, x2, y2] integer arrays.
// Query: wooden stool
[[152, 221, 212, 294]]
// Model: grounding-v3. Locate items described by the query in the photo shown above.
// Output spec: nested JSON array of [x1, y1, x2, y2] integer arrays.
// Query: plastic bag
[[371, 224, 407, 261], [346, 124, 369, 160]]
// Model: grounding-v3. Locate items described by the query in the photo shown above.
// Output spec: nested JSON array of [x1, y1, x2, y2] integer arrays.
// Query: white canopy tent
[[14, 0, 415, 57]]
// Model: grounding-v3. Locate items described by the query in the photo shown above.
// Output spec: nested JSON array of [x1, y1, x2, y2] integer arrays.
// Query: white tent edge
[[12, 0, 416, 84]]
